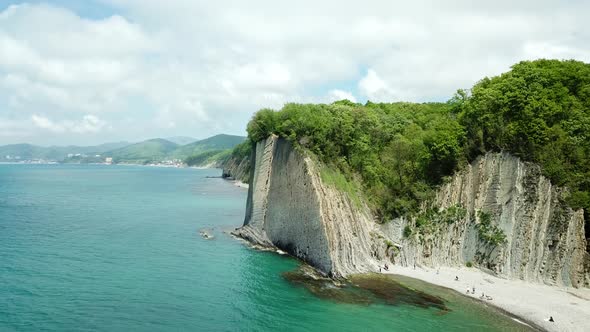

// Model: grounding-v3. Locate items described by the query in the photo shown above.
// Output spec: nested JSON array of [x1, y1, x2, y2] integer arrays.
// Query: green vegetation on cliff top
[[242, 59, 590, 231]]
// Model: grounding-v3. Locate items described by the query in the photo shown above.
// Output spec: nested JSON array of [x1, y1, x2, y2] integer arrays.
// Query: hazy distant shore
[[0, 162, 220, 169]]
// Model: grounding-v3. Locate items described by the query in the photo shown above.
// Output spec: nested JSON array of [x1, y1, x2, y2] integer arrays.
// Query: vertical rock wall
[[232, 137, 276, 246], [233, 138, 588, 287], [232, 137, 381, 277], [383, 153, 588, 287]]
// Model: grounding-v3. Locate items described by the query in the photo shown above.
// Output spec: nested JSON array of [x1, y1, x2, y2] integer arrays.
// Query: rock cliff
[[221, 152, 251, 183], [232, 137, 589, 287], [232, 136, 381, 277], [383, 153, 589, 288]]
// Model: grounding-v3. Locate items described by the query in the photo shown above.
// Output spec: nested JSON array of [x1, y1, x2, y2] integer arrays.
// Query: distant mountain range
[[0, 134, 246, 166], [0, 142, 130, 162], [164, 136, 197, 145]]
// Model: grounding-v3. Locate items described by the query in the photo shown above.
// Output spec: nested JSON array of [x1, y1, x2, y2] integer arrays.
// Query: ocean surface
[[0, 164, 530, 331]]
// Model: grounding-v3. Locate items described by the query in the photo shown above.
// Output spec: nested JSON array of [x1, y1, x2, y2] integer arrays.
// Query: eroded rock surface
[[384, 153, 588, 287], [232, 136, 381, 277], [233, 137, 589, 287]]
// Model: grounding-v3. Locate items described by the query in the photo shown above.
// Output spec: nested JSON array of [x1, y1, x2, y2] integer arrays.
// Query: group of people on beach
[[382, 266, 556, 325], [455, 274, 558, 324], [457, 277, 494, 301]]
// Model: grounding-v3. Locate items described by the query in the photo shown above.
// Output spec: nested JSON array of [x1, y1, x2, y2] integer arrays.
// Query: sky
[[0, 0, 589, 146]]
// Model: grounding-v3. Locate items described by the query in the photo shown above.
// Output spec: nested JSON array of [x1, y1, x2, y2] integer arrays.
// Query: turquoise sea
[[0, 165, 531, 331]]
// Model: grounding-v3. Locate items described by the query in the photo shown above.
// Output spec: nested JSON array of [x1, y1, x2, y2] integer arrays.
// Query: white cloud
[[0, 0, 589, 144], [327, 89, 357, 103], [235, 63, 292, 91], [31, 115, 62, 132], [523, 41, 590, 62], [31, 114, 106, 134], [75, 115, 107, 133], [0, 117, 31, 138], [0, 4, 154, 57], [358, 69, 399, 102]]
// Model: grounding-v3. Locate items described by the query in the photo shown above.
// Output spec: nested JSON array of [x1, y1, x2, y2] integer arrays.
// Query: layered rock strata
[[383, 153, 588, 287], [232, 137, 589, 287], [232, 136, 381, 277]]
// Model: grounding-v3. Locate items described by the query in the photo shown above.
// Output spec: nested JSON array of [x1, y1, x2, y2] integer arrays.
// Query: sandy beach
[[384, 266, 590, 332]]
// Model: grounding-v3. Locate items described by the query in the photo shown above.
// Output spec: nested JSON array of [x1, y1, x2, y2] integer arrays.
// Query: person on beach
[[472, 287, 475, 294], [384, 263, 389, 271], [480, 292, 485, 299], [466, 288, 470, 294], [549, 316, 554, 322], [455, 276, 459, 281], [379, 267, 382, 272]]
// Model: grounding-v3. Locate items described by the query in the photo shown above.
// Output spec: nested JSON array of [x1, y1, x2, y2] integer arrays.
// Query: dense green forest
[[243, 59, 590, 234]]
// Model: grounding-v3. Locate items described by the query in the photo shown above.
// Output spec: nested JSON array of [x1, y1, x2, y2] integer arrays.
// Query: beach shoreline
[[383, 266, 590, 332]]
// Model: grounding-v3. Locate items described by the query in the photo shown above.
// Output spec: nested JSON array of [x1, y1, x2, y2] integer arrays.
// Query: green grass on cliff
[[319, 165, 363, 208], [237, 59, 590, 234]]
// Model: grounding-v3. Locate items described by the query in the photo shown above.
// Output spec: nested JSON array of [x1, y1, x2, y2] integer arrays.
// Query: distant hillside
[[165, 136, 197, 145], [0, 134, 246, 166], [89, 142, 132, 153], [170, 134, 246, 159], [0, 144, 43, 161], [184, 149, 232, 167], [0, 142, 129, 162], [108, 139, 179, 164], [105, 135, 245, 164]]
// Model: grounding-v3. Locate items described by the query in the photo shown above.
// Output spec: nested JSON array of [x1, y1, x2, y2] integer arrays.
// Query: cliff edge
[[383, 153, 589, 288], [232, 136, 589, 287], [232, 136, 382, 277]]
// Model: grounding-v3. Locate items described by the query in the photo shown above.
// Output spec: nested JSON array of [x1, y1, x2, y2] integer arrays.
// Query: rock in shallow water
[[282, 265, 448, 312], [199, 229, 214, 240]]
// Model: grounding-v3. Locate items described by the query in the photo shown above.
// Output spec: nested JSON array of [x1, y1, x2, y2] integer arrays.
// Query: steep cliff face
[[233, 138, 589, 287], [232, 136, 382, 277], [221, 153, 250, 183], [382, 153, 588, 288]]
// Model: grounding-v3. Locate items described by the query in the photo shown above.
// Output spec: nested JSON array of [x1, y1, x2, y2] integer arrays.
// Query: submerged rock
[[283, 265, 372, 305], [199, 229, 214, 240], [283, 265, 448, 311], [349, 274, 447, 310]]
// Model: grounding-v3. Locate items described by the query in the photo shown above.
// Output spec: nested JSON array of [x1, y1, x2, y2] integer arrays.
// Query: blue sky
[[0, 0, 589, 145]]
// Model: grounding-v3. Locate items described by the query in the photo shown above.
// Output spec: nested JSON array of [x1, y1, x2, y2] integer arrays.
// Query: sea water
[[0, 165, 531, 331]]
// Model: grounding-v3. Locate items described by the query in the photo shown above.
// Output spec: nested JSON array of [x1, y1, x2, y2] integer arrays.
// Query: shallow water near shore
[[1, 164, 532, 331]]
